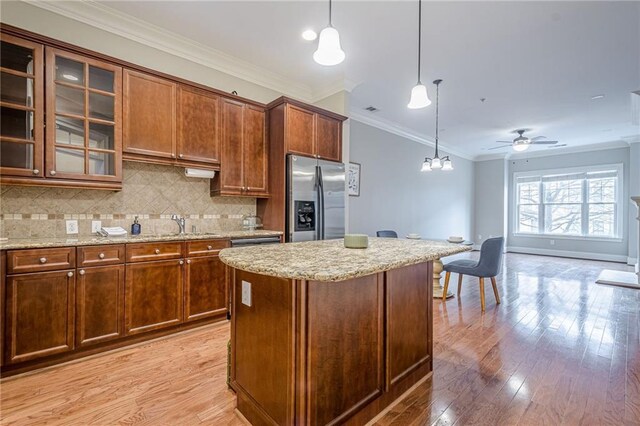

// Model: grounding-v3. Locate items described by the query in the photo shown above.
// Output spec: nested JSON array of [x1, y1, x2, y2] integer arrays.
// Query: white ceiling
[[90, 1, 640, 158]]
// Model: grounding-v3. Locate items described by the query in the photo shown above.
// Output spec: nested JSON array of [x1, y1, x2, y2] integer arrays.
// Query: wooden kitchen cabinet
[[285, 104, 315, 157], [125, 259, 183, 335], [211, 98, 268, 197], [123, 69, 176, 162], [5, 269, 75, 364], [177, 85, 220, 166], [184, 254, 227, 321], [76, 264, 125, 347], [315, 113, 342, 162]]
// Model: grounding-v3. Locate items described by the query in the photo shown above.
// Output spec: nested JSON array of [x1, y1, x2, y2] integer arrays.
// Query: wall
[[0, 162, 255, 239], [629, 143, 640, 263], [507, 147, 630, 262], [348, 121, 474, 241], [474, 159, 507, 247], [0, 1, 282, 104]]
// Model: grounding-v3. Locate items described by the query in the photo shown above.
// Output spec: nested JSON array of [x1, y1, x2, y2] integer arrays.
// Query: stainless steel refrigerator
[[287, 154, 345, 242]]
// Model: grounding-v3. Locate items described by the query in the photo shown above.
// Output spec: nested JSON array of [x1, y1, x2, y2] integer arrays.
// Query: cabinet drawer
[[78, 245, 125, 267], [7, 247, 76, 274], [126, 242, 184, 263], [186, 239, 229, 257]]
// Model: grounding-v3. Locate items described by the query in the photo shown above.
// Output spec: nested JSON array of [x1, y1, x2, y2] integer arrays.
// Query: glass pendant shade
[[407, 83, 431, 109], [442, 158, 453, 171], [421, 159, 432, 172], [313, 27, 345, 66], [431, 157, 442, 169], [512, 142, 529, 152]]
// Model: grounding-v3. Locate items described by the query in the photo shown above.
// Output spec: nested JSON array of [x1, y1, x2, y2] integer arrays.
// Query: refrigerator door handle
[[317, 166, 325, 240]]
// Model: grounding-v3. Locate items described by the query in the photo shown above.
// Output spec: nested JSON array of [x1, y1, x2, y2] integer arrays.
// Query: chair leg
[[491, 276, 501, 304], [442, 272, 451, 301], [457, 274, 463, 296], [479, 277, 486, 312]]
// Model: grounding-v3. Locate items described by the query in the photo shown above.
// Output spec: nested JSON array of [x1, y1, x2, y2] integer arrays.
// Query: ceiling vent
[[364, 106, 379, 112]]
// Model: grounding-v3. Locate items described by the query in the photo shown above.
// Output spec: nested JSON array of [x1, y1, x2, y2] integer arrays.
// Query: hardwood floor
[[1, 253, 638, 425]]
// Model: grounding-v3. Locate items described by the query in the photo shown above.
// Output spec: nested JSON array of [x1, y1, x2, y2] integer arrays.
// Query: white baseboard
[[506, 246, 628, 263], [628, 257, 638, 266]]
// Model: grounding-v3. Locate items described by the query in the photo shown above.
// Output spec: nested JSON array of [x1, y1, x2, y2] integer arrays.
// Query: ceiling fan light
[[421, 159, 432, 172], [442, 159, 453, 170], [431, 157, 442, 169], [407, 83, 431, 109], [313, 27, 345, 66], [513, 142, 529, 152]]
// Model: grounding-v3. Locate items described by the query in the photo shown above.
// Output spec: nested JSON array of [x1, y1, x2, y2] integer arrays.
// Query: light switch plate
[[91, 220, 102, 233], [66, 220, 78, 235], [241, 280, 252, 307]]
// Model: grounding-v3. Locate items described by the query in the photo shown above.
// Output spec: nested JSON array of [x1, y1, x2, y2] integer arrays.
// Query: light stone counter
[[219, 237, 471, 282], [0, 230, 282, 250]]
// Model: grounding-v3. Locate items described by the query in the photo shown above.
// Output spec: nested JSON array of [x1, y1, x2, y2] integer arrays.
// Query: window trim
[[512, 163, 623, 240]]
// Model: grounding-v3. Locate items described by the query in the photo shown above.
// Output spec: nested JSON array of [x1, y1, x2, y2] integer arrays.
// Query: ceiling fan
[[489, 129, 559, 152]]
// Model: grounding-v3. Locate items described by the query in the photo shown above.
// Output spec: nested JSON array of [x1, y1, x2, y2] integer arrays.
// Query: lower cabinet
[[185, 254, 227, 321], [76, 265, 125, 347], [125, 259, 184, 335], [5, 270, 75, 364]]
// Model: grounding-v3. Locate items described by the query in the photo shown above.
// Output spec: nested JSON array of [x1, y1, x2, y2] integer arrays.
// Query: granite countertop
[[0, 230, 282, 250], [219, 237, 472, 282]]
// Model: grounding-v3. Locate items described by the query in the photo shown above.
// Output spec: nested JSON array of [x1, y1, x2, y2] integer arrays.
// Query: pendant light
[[313, 0, 345, 66], [421, 79, 453, 171], [407, 0, 431, 109]]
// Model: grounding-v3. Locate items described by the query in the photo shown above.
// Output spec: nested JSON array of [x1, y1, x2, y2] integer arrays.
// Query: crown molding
[[349, 111, 474, 161], [22, 0, 324, 101]]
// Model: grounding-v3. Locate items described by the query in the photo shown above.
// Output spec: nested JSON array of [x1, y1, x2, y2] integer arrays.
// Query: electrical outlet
[[550, 239, 555, 246], [66, 220, 78, 235], [241, 280, 252, 307], [91, 220, 102, 233]]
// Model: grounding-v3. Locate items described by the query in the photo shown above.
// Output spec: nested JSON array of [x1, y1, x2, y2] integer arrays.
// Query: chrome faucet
[[171, 214, 186, 234]]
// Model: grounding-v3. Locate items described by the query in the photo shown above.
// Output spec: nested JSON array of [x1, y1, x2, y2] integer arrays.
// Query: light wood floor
[[1, 253, 638, 425]]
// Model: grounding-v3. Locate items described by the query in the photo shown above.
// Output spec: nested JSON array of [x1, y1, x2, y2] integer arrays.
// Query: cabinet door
[[218, 98, 244, 193], [76, 265, 125, 347], [123, 69, 176, 160], [125, 259, 183, 335], [185, 255, 227, 321], [5, 270, 75, 364], [177, 86, 220, 165], [243, 106, 268, 195], [45, 48, 122, 182], [285, 104, 315, 157], [316, 114, 342, 162], [0, 34, 44, 178]]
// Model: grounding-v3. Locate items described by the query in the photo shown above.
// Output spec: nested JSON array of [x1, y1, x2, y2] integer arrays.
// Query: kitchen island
[[220, 238, 471, 425]]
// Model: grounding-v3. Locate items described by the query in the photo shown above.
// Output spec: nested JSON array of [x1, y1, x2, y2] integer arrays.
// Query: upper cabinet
[[277, 98, 345, 162], [177, 86, 220, 166], [45, 48, 122, 183], [0, 34, 44, 178], [211, 99, 268, 197], [123, 69, 176, 161]]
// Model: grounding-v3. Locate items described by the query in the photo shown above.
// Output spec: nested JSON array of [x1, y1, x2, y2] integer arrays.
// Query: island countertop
[[219, 237, 472, 282]]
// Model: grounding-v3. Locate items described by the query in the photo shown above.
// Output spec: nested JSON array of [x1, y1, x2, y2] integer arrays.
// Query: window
[[515, 165, 622, 238]]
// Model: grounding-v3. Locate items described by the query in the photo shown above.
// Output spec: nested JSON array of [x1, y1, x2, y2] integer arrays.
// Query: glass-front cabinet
[[0, 34, 44, 177], [45, 48, 122, 182]]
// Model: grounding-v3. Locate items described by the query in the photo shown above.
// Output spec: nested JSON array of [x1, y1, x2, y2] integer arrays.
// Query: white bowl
[[406, 234, 421, 240], [448, 236, 464, 243]]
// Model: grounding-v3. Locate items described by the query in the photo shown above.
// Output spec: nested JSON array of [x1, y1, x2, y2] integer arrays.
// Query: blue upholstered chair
[[376, 230, 398, 238], [442, 237, 504, 311]]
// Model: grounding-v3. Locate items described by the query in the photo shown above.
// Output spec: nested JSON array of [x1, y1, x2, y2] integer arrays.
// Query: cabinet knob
[[207, 245, 212, 250], [98, 253, 105, 259], [179, 154, 183, 158], [50, 170, 56, 176], [155, 249, 161, 254], [39, 257, 47, 264], [186, 259, 191, 264], [67, 271, 74, 277], [33, 169, 39, 175], [79, 269, 85, 275], [171, 154, 176, 158], [179, 260, 184, 265]]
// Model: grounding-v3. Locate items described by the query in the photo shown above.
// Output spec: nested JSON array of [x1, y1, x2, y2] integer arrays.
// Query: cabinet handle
[[67, 271, 74, 277], [179, 154, 183, 158], [79, 269, 85, 275], [50, 170, 56, 176], [39, 257, 47, 264], [207, 245, 212, 250], [98, 253, 105, 259], [179, 260, 184, 265], [33, 169, 39, 175], [186, 259, 191, 264], [155, 249, 160, 254]]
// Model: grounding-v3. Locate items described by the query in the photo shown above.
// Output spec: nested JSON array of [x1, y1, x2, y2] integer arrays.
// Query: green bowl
[[344, 234, 369, 249]]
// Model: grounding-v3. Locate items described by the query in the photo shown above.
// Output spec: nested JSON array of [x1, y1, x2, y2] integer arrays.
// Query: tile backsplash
[[0, 162, 256, 239]]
